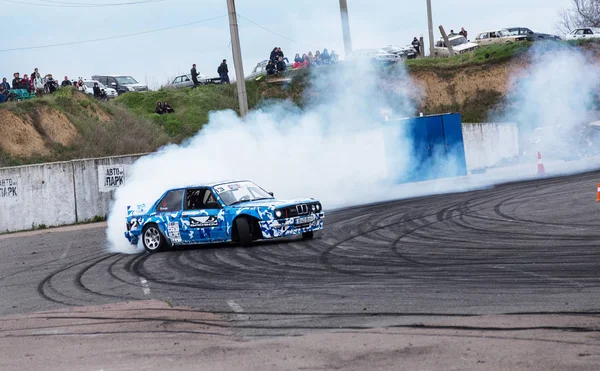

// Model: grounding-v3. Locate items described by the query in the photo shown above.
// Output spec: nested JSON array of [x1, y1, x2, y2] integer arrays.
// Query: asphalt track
[[2, 171, 600, 369]]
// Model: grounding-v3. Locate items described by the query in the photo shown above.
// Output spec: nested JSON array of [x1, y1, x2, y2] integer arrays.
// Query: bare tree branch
[[557, 0, 600, 34]]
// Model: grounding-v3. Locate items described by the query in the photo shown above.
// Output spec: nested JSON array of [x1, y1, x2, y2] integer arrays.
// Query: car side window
[[108, 77, 117, 86], [173, 77, 181, 84], [156, 190, 184, 213], [185, 189, 221, 210], [585, 28, 593, 34], [183, 76, 190, 81]]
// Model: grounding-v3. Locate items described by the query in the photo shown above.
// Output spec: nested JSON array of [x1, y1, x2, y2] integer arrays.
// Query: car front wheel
[[142, 224, 165, 253], [235, 217, 254, 247]]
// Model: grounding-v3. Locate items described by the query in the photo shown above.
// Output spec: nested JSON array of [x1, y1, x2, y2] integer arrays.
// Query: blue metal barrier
[[386, 113, 468, 183]]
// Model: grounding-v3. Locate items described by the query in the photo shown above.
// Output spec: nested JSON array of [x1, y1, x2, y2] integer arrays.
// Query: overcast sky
[[0, 0, 572, 89]]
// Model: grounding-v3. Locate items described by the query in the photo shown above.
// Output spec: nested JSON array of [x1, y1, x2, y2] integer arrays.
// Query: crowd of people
[[265, 46, 339, 76], [0, 67, 95, 103]]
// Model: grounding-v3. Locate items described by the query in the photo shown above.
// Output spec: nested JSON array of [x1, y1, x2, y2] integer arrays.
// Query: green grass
[[406, 41, 533, 69]]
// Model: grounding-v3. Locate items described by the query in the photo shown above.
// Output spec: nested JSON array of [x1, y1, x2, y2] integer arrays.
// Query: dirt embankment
[[410, 58, 530, 122], [0, 106, 78, 158]]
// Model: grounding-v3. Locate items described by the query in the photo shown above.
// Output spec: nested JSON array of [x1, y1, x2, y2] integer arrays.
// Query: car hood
[[453, 42, 478, 50], [230, 198, 317, 209]]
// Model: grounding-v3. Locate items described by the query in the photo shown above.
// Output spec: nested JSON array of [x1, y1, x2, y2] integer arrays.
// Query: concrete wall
[[0, 154, 145, 233], [462, 123, 519, 170], [73, 155, 141, 222], [0, 161, 76, 232]]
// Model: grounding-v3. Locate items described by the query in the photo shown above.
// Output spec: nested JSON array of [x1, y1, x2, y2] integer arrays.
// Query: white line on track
[[139, 278, 151, 295], [227, 300, 249, 320]]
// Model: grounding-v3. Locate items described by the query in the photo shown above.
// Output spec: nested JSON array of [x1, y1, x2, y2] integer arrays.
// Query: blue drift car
[[124, 180, 324, 253]]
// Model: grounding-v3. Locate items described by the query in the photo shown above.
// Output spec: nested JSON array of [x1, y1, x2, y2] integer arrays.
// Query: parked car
[[81, 80, 118, 99], [124, 180, 325, 252], [473, 29, 528, 45], [381, 45, 417, 59], [166, 73, 220, 89], [566, 27, 600, 40], [433, 35, 479, 57], [345, 49, 402, 64], [91, 75, 148, 95], [246, 60, 294, 80], [505, 27, 561, 41]]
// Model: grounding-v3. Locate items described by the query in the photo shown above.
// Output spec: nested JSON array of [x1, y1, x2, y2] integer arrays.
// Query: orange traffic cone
[[596, 183, 600, 202], [537, 151, 545, 176]]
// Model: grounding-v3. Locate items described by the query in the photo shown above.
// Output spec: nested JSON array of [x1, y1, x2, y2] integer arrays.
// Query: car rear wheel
[[235, 217, 254, 247], [142, 224, 165, 253], [302, 231, 314, 240]]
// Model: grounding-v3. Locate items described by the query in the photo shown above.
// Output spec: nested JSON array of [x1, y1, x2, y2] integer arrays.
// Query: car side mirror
[[268, 192, 274, 197]]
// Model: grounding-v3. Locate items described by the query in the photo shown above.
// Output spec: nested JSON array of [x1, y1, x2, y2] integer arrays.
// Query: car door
[[154, 189, 184, 245], [180, 188, 226, 243]]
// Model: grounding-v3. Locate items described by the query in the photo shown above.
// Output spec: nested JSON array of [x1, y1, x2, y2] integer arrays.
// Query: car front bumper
[[259, 212, 324, 239]]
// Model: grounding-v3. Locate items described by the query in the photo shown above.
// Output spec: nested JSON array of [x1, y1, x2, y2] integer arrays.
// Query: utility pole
[[226, 0, 248, 117], [426, 0, 435, 57], [339, 0, 353, 57]]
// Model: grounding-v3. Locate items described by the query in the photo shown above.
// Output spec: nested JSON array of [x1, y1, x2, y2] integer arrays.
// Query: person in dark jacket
[[459, 27, 468, 39], [191, 63, 199, 88], [411, 37, 421, 56], [269, 47, 278, 63], [12, 73, 21, 89], [163, 101, 174, 114], [276, 56, 287, 75], [217, 59, 230, 84], [275, 47, 289, 63], [0, 78, 10, 91], [321, 49, 331, 64], [93, 82, 102, 98], [21, 74, 31, 92], [61, 76, 72, 88], [266, 60, 276, 75], [155, 101, 164, 114]]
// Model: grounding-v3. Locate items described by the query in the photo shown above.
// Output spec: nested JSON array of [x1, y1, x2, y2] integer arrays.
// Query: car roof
[[93, 75, 133, 77], [164, 180, 252, 191]]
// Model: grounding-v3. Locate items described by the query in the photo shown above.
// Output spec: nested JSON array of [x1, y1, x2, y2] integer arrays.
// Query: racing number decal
[[130, 219, 139, 230]]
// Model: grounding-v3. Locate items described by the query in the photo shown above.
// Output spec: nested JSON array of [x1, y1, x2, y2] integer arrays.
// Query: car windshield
[[498, 30, 511, 37], [449, 37, 467, 46], [115, 76, 138, 85], [213, 181, 273, 206]]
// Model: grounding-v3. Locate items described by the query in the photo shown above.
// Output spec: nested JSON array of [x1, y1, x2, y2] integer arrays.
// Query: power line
[[0, 0, 164, 7], [0, 15, 226, 52], [237, 14, 312, 48]]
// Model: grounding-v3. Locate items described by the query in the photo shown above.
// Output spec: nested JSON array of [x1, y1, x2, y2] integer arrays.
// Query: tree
[[557, 0, 600, 34]]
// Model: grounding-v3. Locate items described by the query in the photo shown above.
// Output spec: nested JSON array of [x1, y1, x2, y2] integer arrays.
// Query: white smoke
[[107, 61, 419, 253], [498, 43, 600, 160]]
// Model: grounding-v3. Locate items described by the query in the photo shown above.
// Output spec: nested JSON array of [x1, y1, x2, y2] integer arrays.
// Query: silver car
[[167, 73, 220, 89]]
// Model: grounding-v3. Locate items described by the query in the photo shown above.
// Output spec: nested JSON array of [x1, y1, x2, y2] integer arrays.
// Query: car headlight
[[315, 203, 322, 212], [311, 204, 316, 212], [275, 210, 282, 218], [128, 86, 135, 91]]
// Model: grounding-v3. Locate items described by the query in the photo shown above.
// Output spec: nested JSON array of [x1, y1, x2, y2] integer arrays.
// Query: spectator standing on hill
[[21, 74, 31, 92], [61, 76, 72, 88], [412, 37, 421, 56], [93, 82, 102, 98], [217, 59, 230, 84], [163, 101, 175, 114], [266, 60, 276, 75], [12, 73, 21, 89], [459, 27, 468, 39], [449, 29, 457, 36], [276, 47, 289, 64], [314, 50, 322, 66], [155, 101, 164, 114], [1, 77, 11, 90], [269, 47, 278, 63], [294, 53, 301, 63], [191, 64, 200, 88], [33, 73, 44, 96], [45, 74, 58, 93]]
